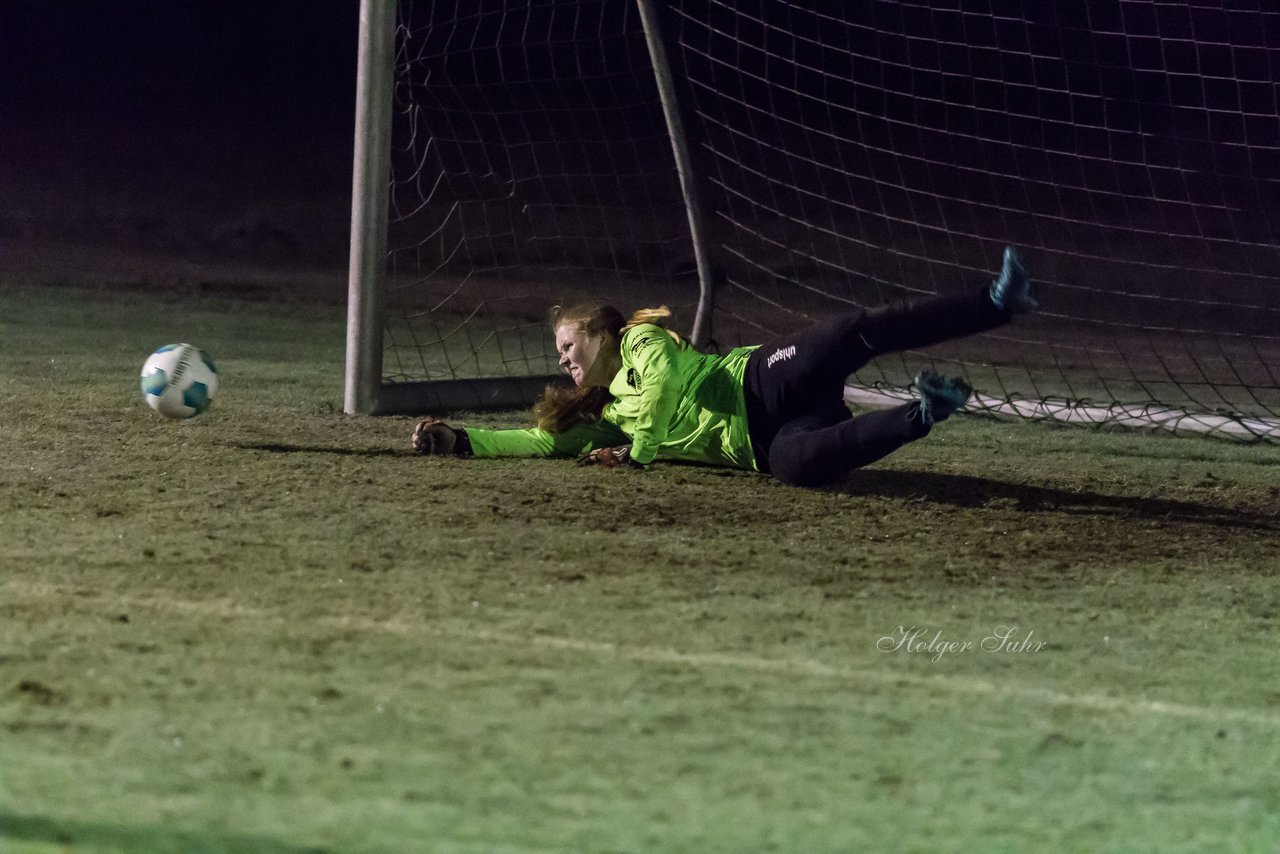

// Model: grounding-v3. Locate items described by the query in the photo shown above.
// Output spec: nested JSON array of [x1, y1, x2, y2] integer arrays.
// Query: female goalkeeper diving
[[412, 246, 1037, 488]]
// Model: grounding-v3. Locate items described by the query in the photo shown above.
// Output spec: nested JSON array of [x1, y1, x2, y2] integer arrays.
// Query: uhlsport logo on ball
[[140, 343, 219, 419]]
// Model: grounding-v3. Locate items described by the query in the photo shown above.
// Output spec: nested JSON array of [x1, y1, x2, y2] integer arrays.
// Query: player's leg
[[765, 376, 973, 488], [855, 246, 1034, 356], [766, 404, 928, 487], [743, 246, 1032, 455]]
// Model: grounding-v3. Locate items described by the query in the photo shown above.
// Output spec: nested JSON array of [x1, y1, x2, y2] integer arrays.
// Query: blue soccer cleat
[[915, 369, 973, 426], [989, 245, 1037, 313]]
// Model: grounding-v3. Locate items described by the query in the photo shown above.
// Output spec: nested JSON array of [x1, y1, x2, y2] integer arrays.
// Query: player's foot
[[989, 245, 1037, 313], [915, 369, 972, 426]]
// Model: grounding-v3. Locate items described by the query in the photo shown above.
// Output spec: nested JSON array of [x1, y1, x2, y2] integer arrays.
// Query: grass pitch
[[3, 285, 1280, 852]]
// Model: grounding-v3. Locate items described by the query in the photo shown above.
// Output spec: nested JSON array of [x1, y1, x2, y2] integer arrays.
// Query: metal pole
[[344, 0, 396, 414], [636, 0, 717, 349]]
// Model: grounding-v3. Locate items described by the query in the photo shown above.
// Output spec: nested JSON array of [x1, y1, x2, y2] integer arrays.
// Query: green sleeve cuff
[[628, 441, 658, 465]]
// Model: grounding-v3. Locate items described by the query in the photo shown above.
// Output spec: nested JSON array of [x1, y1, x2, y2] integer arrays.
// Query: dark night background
[[3, 1, 1276, 320], [1, 1, 360, 295]]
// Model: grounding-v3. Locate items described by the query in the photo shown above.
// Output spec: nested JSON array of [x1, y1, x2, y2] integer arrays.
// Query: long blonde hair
[[621, 306, 679, 340], [533, 303, 678, 433]]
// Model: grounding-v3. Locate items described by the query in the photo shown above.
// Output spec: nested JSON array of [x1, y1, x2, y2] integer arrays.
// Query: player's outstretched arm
[[412, 419, 628, 459]]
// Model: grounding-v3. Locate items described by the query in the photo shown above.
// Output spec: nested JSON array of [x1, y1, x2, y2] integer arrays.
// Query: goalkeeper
[[413, 247, 1037, 488]]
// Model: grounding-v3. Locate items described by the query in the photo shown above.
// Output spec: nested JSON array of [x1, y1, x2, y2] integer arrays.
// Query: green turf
[[3, 285, 1280, 852]]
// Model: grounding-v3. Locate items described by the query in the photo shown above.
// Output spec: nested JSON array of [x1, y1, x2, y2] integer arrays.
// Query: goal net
[[361, 0, 1280, 440]]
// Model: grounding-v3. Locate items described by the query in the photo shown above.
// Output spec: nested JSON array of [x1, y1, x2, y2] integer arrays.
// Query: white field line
[[845, 384, 1280, 441], [419, 623, 1280, 730], [8, 580, 1280, 730]]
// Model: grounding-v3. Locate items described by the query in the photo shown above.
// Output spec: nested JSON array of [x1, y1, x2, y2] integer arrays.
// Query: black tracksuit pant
[[742, 286, 1011, 487]]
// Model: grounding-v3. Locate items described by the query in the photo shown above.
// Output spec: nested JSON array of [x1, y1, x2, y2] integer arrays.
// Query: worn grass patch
[[3, 286, 1280, 852]]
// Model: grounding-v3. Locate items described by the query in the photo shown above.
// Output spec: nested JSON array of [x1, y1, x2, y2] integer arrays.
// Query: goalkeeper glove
[[577, 445, 645, 469], [411, 418, 473, 457]]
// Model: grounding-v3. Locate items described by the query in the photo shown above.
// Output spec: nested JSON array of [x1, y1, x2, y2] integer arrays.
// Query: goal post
[[347, 1, 1280, 441], [345, 0, 720, 415], [344, 0, 395, 416]]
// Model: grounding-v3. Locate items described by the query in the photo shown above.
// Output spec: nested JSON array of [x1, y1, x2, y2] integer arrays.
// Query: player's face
[[555, 323, 605, 387]]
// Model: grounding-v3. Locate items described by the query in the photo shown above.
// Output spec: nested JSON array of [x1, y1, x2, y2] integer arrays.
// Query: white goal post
[[346, 0, 1280, 442], [344, 0, 396, 417]]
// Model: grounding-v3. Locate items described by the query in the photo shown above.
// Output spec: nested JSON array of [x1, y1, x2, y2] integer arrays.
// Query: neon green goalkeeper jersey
[[465, 324, 760, 469]]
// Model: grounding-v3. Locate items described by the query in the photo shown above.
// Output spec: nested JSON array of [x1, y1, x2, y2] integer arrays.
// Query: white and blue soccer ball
[[139, 343, 219, 419]]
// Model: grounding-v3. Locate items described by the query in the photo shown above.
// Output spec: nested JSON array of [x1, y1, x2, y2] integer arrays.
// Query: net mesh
[[382, 0, 1280, 439], [383, 0, 696, 385]]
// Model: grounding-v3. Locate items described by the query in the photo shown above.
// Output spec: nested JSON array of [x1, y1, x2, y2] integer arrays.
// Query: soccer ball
[[139, 343, 219, 419]]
